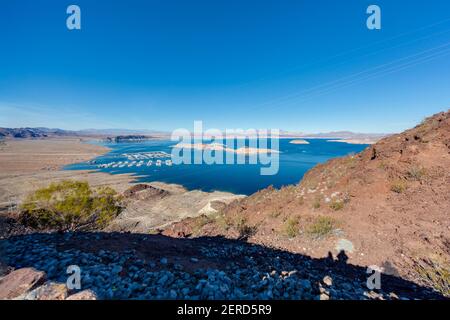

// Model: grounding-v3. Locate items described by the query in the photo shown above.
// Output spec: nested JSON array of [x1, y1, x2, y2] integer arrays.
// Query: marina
[[123, 151, 171, 161], [97, 152, 174, 169]]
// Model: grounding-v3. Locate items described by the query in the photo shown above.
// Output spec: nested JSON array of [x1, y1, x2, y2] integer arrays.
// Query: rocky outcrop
[[123, 184, 170, 200], [0, 267, 97, 300], [66, 289, 97, 300], [0, 268, 46, 299]]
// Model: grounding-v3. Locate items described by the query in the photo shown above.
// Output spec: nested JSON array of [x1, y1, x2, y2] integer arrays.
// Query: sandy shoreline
[[0, 137, 110, 175]]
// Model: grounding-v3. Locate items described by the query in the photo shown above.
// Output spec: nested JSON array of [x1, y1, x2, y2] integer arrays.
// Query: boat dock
[[96, 152, 175, 169]]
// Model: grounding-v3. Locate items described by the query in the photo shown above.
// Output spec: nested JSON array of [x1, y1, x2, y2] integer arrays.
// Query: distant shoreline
[[327, 138, 379, 145]]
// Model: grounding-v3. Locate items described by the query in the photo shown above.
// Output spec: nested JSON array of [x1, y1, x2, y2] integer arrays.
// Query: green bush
[[20, 180, 122, 231]]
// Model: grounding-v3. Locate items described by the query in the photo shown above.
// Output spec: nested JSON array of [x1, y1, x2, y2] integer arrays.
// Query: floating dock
[[97, 151, 175, 169]]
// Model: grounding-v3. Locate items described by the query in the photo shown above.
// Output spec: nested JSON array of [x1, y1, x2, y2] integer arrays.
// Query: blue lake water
[[65, 139, 368, 195]]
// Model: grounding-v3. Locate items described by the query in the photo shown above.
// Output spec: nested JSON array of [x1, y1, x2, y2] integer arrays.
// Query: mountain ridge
[[165, 110, 450, 296]]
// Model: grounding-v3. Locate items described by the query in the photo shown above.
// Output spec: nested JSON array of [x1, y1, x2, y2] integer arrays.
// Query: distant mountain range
[[0, 127, 388, 140], [0, 127, 78, 139], [0, 127, 167, 139]]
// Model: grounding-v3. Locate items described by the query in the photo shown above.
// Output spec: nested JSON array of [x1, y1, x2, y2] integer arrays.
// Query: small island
[[289, 139, 310, 145], [172, 143, 280, 155], [105, 135, 154, 143]]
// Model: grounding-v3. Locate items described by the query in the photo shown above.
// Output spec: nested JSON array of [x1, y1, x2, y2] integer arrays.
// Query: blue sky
[[0, 0, 449, 133]]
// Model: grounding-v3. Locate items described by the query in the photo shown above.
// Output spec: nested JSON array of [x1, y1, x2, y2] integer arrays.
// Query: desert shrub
[[192, 214, 212, 234], [329, 200, 344, 211], [345, 155, 357, 169], [269, 211, 281, 218], [213, 213, 230, 231], [307, 180, 318, 190], [391, 179, 407, 193], [312, 196, 321, 209], [326, 180, 336, 189], [407, 166, 427, 181], [20, 180, 122, 231], [234, 216, 256, 239], [307, 216, 335, 238], [415, 260, 450, 297], [283, 217, 300, 238]]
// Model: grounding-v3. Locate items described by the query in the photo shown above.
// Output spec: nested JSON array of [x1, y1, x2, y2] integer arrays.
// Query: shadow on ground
[[0, 231, 446, 300]]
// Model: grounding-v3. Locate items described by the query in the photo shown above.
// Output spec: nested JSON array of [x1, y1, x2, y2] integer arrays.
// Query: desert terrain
[[166, 111, 450, 295], [0, 138, 243, 233], [0, 113, 448, 300]]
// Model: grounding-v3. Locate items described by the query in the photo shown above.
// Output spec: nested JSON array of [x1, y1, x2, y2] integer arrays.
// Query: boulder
[[66, 289, 97, 300], [24, 282, 68, 300], [0, 268, 46, 299], [123, 184, 169, 200]]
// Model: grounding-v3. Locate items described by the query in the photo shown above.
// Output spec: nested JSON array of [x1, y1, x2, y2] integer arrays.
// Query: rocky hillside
[[0, 232, 443, 300], [165, 110, 450, 296]]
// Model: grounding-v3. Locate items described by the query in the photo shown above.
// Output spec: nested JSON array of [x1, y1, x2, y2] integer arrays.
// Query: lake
[[65, 139, 368, 195]]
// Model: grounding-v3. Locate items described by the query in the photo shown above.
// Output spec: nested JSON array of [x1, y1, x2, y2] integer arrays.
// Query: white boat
[[128, 161, 136, 167], [165, 160, 173, 166], [119, 161, 128, 168], [156, 160, 162, 166], [147, 160, 153, 166]]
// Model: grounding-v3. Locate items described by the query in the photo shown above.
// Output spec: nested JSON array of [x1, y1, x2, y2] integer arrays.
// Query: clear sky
[[1, 0, 449, 133]]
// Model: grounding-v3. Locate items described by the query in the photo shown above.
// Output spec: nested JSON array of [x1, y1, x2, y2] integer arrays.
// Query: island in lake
[[172, 142, 280, 155], [289, 139, 310, 145]]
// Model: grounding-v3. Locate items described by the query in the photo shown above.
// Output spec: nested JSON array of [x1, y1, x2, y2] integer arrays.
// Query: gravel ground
[[0, 232, 444, 300]]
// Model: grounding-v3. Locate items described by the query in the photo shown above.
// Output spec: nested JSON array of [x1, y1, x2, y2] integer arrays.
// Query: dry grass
[[283, 216, 300, 238], [414, 259, 450, 297], [329, 200, 344, 211], [391, 179, 407, 193], [407, 166, 427, 181], [312, 196, 321, 209], [307, 216, 335, 238], [269, 211, 281, 218], [234, 216, 256, 239], [192, 214, 212, 234]]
